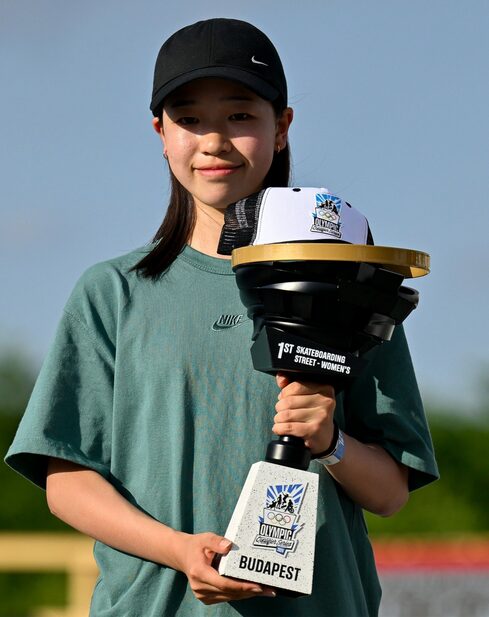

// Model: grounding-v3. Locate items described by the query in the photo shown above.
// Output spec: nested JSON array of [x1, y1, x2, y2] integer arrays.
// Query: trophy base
[[218, 461, 318, 595]]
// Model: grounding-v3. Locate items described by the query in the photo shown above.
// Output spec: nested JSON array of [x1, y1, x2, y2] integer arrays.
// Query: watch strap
[[315, 423, 345, 466]]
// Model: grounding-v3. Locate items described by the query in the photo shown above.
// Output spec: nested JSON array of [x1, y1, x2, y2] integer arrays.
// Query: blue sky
[[1, 0, 488, 413]]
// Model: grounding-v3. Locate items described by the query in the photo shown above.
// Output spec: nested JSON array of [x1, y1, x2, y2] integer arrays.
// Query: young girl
[[6, 18, 438, 616]]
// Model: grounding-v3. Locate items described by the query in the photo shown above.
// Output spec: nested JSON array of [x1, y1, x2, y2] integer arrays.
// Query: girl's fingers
[[206, 571, 276, 599], [272, 421, 315, 439], [185, 533, 277, 604], [274, 407, 325, 424], [276, 394, 332, 412], [197, 565, 264, 595], [272, 421, 334, 453], [277, 380, 335, 399], [202, 589, 274, 605], [274, 376, 336, 454]]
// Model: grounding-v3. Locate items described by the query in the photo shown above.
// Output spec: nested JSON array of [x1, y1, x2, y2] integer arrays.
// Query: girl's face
[[153, 78, 292, 211]]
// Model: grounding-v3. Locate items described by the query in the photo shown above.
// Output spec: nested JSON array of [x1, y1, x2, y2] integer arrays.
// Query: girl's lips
[[195, 165, 242, 177]]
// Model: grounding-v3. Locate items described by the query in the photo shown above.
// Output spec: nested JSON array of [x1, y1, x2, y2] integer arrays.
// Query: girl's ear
[[152, 117, 163, 135], [152, 117, 167, 156], [275, 107, 294, 151]]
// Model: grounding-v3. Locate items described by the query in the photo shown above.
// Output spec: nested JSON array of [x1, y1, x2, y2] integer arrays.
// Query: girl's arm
[[273, 376, 409, 517], [46, 458, 275, 605], [320, 434, 409, 516]]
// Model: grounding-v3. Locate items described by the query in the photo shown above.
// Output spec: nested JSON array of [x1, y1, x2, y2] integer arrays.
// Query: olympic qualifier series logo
[[253, 483, 307, 556], [310, 193, 342, 238]]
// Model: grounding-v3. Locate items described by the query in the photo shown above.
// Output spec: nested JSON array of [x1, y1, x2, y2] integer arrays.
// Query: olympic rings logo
[[267, 511, 291, 526]]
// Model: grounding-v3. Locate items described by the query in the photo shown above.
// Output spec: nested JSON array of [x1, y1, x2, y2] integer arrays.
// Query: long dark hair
[[133, 105, 291, 279]]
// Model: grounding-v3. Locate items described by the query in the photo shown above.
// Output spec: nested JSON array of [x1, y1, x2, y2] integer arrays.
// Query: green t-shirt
[[5, 245, 438, 617]]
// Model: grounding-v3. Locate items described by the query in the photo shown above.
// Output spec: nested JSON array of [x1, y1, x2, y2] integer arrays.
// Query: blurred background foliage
[[1, 351, 488, 615]]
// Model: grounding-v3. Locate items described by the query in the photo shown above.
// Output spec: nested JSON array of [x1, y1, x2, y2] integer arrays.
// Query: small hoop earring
[[276, 145, 281, 154], [163, 149, 168, 159]]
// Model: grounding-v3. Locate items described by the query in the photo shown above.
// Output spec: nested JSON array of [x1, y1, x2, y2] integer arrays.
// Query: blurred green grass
[[366, 415, 489, 536], [0, 573, 66, 617]]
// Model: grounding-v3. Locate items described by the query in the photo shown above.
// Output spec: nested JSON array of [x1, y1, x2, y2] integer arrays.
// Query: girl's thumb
[[209, 537, 232, 570], [215, 537, 233, 554], [276, 373, 290, 389]]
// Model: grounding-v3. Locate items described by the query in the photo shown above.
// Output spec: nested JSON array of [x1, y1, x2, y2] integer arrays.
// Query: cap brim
[[150, 66, 281, 115]]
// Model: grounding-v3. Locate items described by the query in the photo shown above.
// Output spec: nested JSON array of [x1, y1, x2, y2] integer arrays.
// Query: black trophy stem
[[265, 434, 311, 471]]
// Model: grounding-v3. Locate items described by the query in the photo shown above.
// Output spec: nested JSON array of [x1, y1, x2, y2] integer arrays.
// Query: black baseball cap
[[150, 18, 288, 117]]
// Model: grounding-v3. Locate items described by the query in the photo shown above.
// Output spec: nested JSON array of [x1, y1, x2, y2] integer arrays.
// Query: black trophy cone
[[233, 259, 419, 385]]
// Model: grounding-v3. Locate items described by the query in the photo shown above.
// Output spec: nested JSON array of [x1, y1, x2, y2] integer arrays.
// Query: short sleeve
[[344, 325, 439, 491], [5, 278, 115, 489]]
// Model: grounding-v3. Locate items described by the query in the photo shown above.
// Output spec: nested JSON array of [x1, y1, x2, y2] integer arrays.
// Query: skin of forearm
[[46, 458, 186, 570], [324, 434, 409, 517]]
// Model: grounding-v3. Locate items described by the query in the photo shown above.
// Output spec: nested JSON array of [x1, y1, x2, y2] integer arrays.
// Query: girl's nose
[[200, 131, 232, 156]]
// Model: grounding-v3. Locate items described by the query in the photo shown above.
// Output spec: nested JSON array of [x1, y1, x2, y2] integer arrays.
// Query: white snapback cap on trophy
[[218, 187, 373, 255]]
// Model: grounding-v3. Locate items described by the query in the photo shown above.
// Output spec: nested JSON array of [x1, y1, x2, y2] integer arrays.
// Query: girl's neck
[[189, 203, 230, 259]]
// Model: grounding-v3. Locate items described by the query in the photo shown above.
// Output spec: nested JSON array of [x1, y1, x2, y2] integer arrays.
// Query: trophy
[[216, 187, 429, 595]]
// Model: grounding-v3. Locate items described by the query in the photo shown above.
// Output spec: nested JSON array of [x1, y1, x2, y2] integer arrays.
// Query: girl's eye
[[230, 113, 251, 121], [177, 117, 198, 125]]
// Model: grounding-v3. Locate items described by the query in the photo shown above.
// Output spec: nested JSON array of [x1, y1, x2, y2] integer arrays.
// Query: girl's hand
[[273, 374, 336, 456], [172, 531, 276, 605]]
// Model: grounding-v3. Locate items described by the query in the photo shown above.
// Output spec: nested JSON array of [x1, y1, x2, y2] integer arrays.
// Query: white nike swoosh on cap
[[251, 56, 268, 66]]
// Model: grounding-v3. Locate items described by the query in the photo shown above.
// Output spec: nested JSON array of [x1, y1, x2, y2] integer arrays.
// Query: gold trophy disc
[[231, 244, 430, 278]]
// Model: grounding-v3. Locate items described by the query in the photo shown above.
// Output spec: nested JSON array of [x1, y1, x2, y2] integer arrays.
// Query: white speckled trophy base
[[218, 461, 318, 595]]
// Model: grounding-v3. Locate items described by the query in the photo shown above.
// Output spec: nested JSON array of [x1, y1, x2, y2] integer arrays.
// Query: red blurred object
[[373, 538, 489, 572]]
